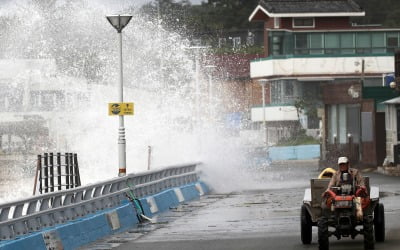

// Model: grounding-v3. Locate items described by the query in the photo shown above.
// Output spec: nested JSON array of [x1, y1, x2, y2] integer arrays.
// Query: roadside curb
[[375, 166, 400, 177], [0, 181, 209, 250]]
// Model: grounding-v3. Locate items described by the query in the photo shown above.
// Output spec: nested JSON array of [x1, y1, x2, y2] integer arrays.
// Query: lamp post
[[204, 65, 216, 118], [258, 79, 268, 146], [187, 46, 209, 128], [106, 14, 132, 177]]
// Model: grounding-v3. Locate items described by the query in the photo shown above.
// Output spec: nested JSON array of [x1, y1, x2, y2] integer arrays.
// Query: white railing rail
[[0, 162, 200, 240]]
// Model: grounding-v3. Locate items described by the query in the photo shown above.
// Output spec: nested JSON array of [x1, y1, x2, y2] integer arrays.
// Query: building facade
[[248, 0, 400, 166]]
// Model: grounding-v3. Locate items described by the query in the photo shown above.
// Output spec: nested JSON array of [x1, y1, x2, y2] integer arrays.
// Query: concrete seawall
[[0, 181, 209, 250]]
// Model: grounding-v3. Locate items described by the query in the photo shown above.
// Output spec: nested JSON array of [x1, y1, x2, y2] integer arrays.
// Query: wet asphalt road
[[82, 161, 400, 250]]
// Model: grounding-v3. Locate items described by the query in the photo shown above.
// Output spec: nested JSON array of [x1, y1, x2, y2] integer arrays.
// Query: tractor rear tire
[[363, 216, 375, 250], [301, 204, 312, 244], [318, 216, 329, 250], [374, 203, 385, 242]]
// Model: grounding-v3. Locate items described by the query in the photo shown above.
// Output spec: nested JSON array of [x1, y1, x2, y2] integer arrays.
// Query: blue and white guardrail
[[0, 163, 209, 249]]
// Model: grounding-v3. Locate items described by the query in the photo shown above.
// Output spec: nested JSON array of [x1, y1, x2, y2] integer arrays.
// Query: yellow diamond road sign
[[108, 102, 134, 116]]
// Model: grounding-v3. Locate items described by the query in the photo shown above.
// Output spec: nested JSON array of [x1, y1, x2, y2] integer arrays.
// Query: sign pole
[[117, 30, 127, 177]]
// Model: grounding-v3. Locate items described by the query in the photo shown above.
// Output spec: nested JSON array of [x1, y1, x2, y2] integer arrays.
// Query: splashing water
[[0, 0, 271, 202]]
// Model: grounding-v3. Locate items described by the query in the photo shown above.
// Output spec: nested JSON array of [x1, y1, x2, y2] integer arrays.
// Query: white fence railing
[[0, 162, 200, 240]]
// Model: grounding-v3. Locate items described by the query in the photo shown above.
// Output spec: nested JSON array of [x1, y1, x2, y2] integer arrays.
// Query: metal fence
[[0, 162, 199, 240], [34, 153, 81, 195]]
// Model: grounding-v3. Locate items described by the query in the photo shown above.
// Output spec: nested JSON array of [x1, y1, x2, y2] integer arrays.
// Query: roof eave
[[271, 12, 365, 18], [249, 4, 365, 21], [382, 96, 400, 104], [249, 5, 270, 22]]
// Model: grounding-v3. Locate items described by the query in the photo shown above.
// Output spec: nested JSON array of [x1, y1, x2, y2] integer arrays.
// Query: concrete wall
[[250, 55, 393, 79], [269, 144, 320, 161], [251, 105, 298, 122]]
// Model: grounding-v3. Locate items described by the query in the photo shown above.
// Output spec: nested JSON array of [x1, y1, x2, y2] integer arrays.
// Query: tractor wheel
[[374, 203, 385, 242], [363, 216, 375, 250], [318, 216, 329, 250], [301, 204, 312, 244]]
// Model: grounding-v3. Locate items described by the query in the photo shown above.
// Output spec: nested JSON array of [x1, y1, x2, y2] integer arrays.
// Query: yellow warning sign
[[108, 102, 134, 116]]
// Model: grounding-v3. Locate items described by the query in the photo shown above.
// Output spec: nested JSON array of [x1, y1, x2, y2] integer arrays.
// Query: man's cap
[[338, 156, 349, 165]]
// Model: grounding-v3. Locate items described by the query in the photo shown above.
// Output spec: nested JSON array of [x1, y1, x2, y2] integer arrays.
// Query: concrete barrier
[[269, 144, 320, 161], [0, 181, 209, 250]]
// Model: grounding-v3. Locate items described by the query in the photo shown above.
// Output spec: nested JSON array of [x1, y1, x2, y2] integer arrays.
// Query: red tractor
[[301, 172, 385, 250]]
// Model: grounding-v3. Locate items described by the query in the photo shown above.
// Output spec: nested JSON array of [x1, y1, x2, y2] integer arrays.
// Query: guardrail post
[[74, 153, 81, 187], [26, 201, 40, 231], [57, 153, 62, 191], [65, 153, 70, 189], [0, 207, 13, 240], [69, 153, 74, 189], [43, 153, 49, 193], [13, 204, 27, 236], [49, 153, 54, 192], [34, 154, 41, 195]]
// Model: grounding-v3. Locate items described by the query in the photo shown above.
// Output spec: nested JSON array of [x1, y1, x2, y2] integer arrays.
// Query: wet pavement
[[81, 161, 400, 250]]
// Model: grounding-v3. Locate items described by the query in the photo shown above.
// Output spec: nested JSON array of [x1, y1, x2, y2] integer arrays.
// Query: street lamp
[[258, 79, 268, 146], [204, 65, 217, 118], [187, 46, 209, 128], [106, 14, 132, 177]]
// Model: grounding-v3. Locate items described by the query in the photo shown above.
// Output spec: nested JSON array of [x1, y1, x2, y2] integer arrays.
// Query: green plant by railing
[[276, 131, 319, 146]]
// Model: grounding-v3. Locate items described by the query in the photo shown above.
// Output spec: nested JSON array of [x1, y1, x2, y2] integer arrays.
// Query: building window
[[387, 32, 399, 53], [328, 104, 360, 144], [274, 17, 280, 28], [285, 81, 294, 97], [270, 80, 297, 104], [270, 30, 400, 56], [310, 33, 323, 54], [356, 33, 371, 53], [192, 38, 201, 46], [271, 35, 283, 55], [325, 33, 340, 54], [295, 33, 308, 54], [246, 32, 255, 46], [372, 32, 385, 53], [293, 18, 314, 28], [232, 37, 241, 49], [218, 38, 226, 48], [340, 33, 355, 54]]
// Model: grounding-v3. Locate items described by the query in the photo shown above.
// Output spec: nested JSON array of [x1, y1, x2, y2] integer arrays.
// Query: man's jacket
[[327, 168, 365, 190]]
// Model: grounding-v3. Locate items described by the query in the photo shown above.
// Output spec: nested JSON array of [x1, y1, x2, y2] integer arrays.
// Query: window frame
[[274, 17, 280, 29], [294, 33, 309, 54], [292, 17, 315, 28]]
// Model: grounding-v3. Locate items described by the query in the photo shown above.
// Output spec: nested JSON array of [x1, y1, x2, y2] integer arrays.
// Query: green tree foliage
[[141, 0, 262, 39], [353, 0, 400, 27], [140, 0, 400, 38]]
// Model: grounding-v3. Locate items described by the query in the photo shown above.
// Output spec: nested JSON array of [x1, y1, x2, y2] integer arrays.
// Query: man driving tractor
[[301, 156, 385, 250], [326, 156, 366, 194], [323, 156, 368, 221]]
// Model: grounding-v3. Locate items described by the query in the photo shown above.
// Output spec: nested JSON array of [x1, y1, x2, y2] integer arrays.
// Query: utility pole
[[359, 59, 364, 162]]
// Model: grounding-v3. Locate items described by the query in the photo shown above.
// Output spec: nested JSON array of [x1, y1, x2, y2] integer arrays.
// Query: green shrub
[[276, 132, 319, 146]]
